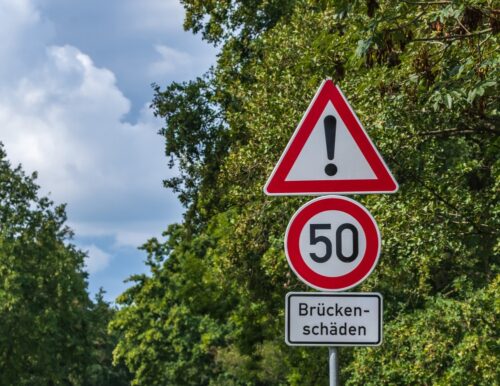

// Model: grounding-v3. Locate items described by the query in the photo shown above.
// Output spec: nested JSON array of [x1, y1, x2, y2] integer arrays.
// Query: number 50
[[309, 223, 359, 263]]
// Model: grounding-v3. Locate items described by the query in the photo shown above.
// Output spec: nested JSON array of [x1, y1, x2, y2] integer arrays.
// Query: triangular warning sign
[[264, 79, 398, 195]]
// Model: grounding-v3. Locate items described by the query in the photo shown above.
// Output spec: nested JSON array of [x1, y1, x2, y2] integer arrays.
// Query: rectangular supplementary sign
[[285, 292, 382, 346]]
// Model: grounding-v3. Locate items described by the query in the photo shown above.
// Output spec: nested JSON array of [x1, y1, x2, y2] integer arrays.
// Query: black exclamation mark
[[324, 115, 337, 176]]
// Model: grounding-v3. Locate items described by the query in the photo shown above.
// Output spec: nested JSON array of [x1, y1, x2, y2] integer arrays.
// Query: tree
[[113, 1, 499, 384], [0, 144, 130, 385], [85, 289, 132, 386]]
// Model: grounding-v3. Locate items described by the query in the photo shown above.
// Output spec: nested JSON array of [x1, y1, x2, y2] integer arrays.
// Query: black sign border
[[285, 292, 383, 346]]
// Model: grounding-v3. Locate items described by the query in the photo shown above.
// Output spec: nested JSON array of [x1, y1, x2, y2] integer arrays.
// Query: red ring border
[[285, 196, 380, 291]]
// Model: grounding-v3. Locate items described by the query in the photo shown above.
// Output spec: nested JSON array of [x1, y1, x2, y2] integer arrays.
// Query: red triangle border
[[264, 79, 398, 195]]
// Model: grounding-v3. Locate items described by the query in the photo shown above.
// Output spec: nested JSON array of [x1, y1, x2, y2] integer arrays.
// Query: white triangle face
[[285, 101, 377, 182]]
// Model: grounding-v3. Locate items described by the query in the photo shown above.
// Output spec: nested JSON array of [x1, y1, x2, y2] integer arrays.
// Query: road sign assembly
[[285, 195, 380, 291], [264, 79, 398, 195], [286, 292, 382, 346], [262, 79, 396, 385]]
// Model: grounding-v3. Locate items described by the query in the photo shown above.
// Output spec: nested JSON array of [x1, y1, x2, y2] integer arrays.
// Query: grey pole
[[329, 347, 339, 386]]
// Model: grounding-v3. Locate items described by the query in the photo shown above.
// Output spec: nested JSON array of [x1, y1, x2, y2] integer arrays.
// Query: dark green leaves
[[152, 76, 230, 228], [0, 145, 130, 385]]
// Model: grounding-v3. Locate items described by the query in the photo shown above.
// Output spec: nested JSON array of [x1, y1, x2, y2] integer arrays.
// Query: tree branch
[[420, 126, 500, 137], [386, 11, 426, 32], [421, 129, 476, 136], [412, 28, 493, 42], [401, 1, 451, 4]]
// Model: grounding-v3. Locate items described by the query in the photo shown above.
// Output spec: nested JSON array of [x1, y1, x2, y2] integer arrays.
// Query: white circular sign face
[[299, 210, 367, 277], [285, 196, 380, 291]]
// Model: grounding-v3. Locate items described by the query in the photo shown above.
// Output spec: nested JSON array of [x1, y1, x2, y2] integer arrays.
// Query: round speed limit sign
[[285, 196, 380, 291]]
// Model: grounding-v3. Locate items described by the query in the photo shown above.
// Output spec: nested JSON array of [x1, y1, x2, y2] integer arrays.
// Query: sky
[[0, 0, 217, 301]]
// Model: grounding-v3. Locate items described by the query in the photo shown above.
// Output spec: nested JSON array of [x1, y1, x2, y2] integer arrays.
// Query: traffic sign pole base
[[329, 347, 339, 386]]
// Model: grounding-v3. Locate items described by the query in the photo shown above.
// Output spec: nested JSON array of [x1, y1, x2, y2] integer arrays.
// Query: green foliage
[[113, 0, 499, 384], [111, 224, 236, 385], [181, 0, 297, 44], [0, 145, 90, 385], [346, 277, 499, 385], [0, 145, 130, 385], [152, 77, 229, 226], [85, 290, 132, 386]]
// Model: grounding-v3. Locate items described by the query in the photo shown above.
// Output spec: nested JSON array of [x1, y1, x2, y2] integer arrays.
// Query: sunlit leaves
[[114, 0, 499, 384]]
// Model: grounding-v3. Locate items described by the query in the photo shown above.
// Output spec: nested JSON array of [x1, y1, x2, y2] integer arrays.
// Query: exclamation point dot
[[325, 163, 337, 176]]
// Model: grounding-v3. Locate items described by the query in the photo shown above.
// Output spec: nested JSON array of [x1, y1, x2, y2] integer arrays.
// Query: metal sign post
[[329, 347, 339, 386]]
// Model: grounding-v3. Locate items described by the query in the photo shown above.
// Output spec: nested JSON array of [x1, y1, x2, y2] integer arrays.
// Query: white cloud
[[0, 0, 182, 242], [84, 244, 112, 274], [122, 0, 185, 33], [0, 44, 130, 201], [0, 0, 210, 299], [149, 44, 193, 76], [69, 218, 181, 250], [0, 0, 38, 35], [0, 0, 53, 82]]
